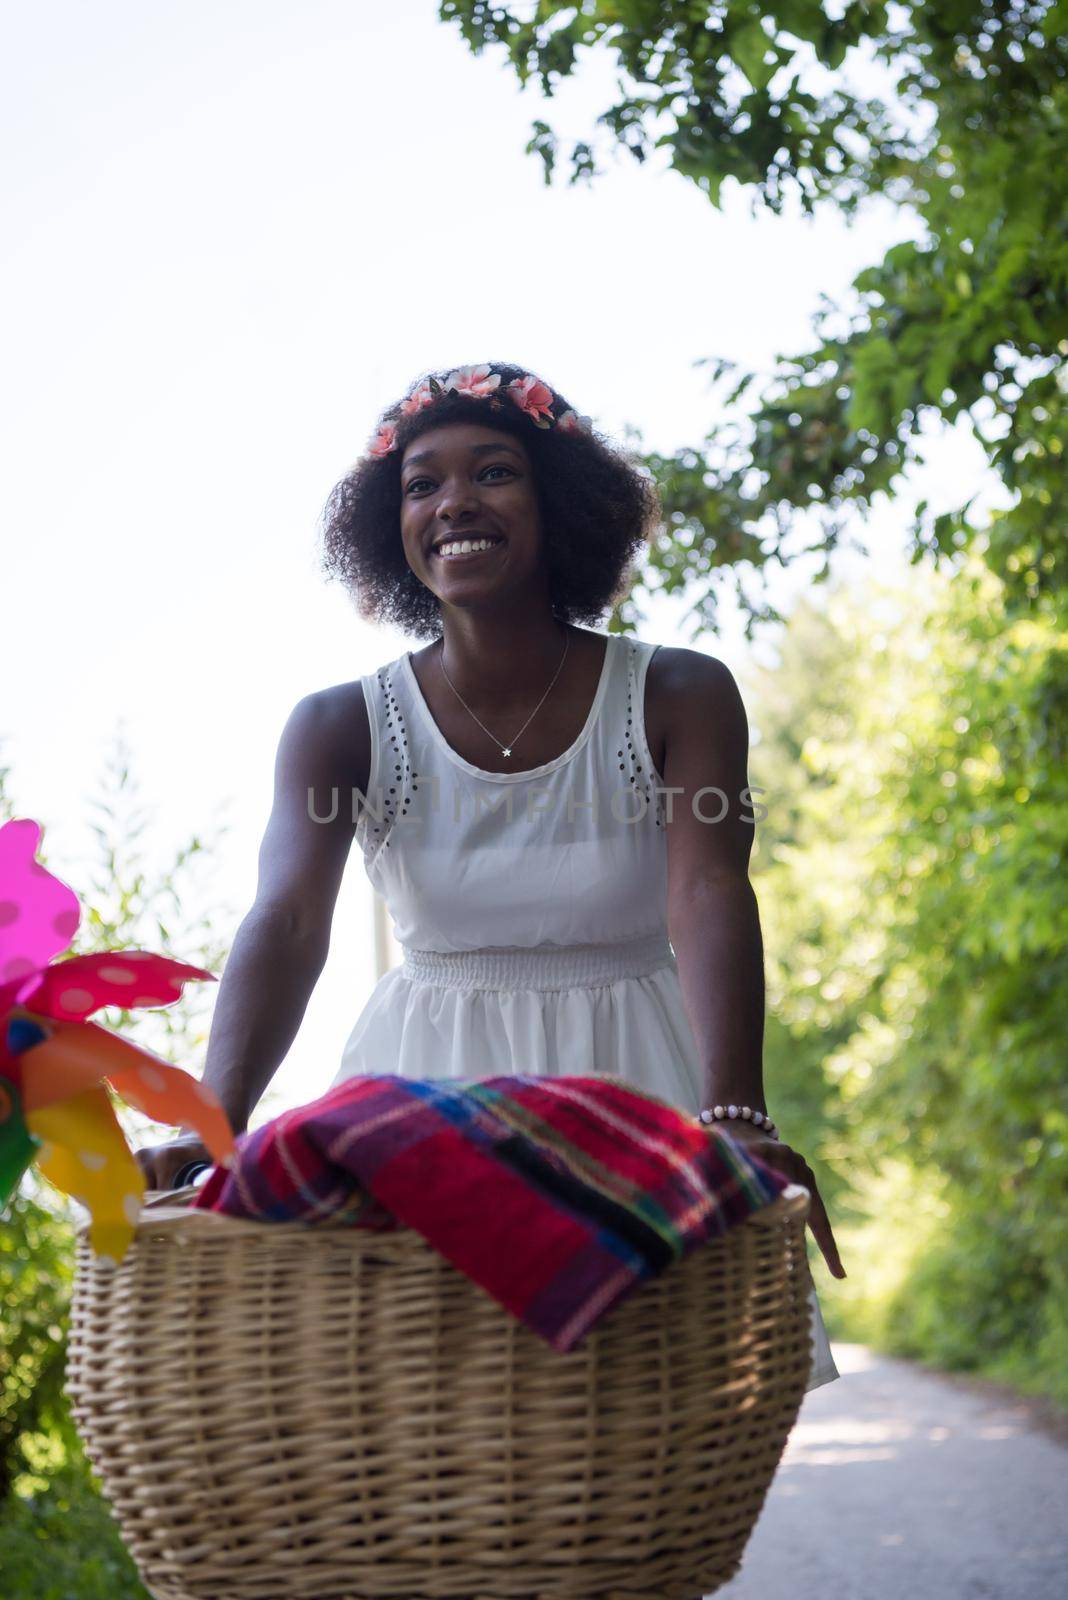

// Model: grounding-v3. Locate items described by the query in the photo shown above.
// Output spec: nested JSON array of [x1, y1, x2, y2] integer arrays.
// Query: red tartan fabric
[[193, 1074, 791, 1351]]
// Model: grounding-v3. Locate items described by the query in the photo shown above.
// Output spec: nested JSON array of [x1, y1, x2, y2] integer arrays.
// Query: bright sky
[[2, 1, 995, 1119]]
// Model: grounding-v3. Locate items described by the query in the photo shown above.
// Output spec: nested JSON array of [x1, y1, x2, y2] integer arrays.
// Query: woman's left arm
[[658, 649, 846, 1280]]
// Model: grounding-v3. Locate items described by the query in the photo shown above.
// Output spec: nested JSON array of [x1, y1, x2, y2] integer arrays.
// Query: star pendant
[[502, 748, 511, 757]]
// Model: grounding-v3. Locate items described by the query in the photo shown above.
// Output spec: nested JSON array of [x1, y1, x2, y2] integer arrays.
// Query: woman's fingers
[[737, 1133, 847, 1279], [800, 1171, 847, 1279], [135, 1137, 211, 1192]]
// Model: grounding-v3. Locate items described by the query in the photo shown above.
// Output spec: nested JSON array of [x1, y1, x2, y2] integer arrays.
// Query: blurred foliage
[[443, 0, 1068, 635], [0, 1186, 78, 1505], [67, 727, 231, 1067], [746, 541, 1068, 1407], [0, 1463, 149, 1599], [0, 736, 229, 1591]]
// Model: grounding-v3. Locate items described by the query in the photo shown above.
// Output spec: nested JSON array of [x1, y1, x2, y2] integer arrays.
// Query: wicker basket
[[66, 1185, 814, 1600]]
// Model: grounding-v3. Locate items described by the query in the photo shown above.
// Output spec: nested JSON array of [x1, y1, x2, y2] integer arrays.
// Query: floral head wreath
[[362, 365, 593, 462]]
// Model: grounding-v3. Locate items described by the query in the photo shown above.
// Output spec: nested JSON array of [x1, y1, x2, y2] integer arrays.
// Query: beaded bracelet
[[697, 1104, 779, 1139]]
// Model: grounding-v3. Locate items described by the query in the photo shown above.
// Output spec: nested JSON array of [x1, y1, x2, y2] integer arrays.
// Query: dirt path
[[718, 1342, 1068, 1599]]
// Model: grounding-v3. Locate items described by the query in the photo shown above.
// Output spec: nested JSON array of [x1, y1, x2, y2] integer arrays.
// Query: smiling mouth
[[432, 536, 505, 560]]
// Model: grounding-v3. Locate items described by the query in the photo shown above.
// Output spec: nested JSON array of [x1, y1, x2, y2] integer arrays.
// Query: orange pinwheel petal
[[28, 1084, 145, 1262], [22, 1020, 235, 1165], [13, 1013, 101, 1112]]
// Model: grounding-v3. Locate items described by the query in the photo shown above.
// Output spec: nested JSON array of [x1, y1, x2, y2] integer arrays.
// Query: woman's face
[[398, 421, 547, 611]]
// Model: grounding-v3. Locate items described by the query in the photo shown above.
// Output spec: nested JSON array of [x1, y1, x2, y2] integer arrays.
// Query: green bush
[[0, 1462, 149, 1600]]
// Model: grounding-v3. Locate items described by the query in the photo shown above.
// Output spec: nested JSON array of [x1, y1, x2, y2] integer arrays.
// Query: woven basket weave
[[66, 1185, 814, 1600]]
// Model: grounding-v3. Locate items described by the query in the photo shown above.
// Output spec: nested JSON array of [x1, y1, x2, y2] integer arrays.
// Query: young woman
[[138, 361, 843, 1391]]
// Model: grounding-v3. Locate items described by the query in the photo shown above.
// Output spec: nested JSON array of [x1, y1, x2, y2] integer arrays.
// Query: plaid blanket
[[193, 1074, 790, 1352]]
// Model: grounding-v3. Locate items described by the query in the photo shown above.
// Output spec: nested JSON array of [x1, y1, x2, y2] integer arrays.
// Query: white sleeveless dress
[[333, 631, 839, 1393]]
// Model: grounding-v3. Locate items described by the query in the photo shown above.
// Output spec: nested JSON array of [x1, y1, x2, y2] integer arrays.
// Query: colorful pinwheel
[[0, 817, 235, 1262]]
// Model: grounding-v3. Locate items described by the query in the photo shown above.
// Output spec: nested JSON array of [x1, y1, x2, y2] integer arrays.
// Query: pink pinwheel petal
[[16, 951, 215, 1023], [0, 819, 81, 982], [0, 1052, 23, 1096]]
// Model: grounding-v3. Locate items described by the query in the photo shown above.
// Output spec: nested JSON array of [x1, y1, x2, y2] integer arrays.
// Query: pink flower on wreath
[[557, 409, 592, 435], [507, 374, 555, 427], [366, 421, 397, 459], [400, 381, 435, 415], [445, 364, 502, 399]]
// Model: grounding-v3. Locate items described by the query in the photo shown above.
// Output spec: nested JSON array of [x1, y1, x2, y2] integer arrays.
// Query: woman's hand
[[711, 1120, 847, 1280], [135, 1133, 213, 1192]]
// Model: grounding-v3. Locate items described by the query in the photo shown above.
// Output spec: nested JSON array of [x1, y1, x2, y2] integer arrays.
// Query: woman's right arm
[[137, 683, 371, 1188]]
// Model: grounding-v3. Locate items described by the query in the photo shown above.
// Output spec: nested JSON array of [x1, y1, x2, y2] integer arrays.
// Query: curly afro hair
[[319, 362, 661, 640]]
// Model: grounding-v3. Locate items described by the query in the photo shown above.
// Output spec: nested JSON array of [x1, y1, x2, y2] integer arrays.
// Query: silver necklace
[[438, 628, 570, 759]]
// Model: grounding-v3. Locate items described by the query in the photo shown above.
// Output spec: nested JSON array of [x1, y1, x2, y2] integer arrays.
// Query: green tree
[[745, 541, 1068, 1403], [442, 1, 1068, 632]]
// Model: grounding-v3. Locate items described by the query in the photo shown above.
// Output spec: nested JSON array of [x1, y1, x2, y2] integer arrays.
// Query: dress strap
[[615, 639, 665, 827], [356, 658, 418, 864]]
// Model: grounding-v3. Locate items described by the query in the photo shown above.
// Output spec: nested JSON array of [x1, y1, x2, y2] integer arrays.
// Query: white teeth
[[435, 538, 500, 557]]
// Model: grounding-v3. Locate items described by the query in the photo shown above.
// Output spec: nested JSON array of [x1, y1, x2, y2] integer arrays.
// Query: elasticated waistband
[[400, 932, 675, 993]]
